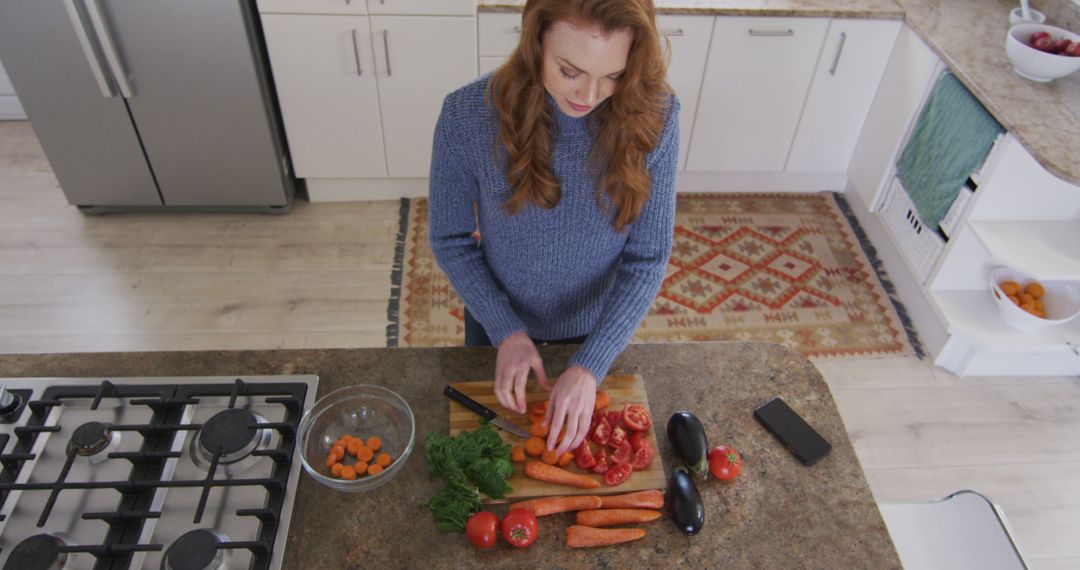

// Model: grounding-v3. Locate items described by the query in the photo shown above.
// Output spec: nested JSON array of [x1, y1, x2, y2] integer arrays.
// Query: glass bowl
[[297, 385, 415, 492]]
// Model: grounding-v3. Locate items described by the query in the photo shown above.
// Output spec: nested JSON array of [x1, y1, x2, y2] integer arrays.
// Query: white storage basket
[[878, 176, 945, 285]]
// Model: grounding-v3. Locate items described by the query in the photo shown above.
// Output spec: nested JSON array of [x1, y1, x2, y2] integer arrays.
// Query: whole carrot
[[599, 489, 664, 509], [509, 495, 602, 516], [566, 525, 646, 548], [524, 460, 600, 489], [576, 508, 662, 527]]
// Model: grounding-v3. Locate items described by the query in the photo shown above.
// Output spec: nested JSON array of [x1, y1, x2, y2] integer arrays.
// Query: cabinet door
[[372, 15, 476, 177], [656, 15, 712, 171], [786, 19, 901, 173], [257, 0, 368, 15], [368, 0, 474, 16], [479, 12, 522, 57], [686, 17, 828, 172], [261, 14, 386, 178]]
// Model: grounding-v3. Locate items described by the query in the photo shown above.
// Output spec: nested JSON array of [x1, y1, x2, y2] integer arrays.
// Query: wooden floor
[[2, 120, 1078, 568]]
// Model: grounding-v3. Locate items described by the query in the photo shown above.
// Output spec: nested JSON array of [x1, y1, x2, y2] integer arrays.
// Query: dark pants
[[464, 309, 588, 347]]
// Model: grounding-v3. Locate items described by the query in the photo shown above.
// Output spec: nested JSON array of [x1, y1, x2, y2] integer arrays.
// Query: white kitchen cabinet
[[686, 17, 828, 172], [368, 0, 474, 16], [260, 15, 387, 178], [479, 56, 507, 75], [370, 15, 476, 177], [656, 16, 711, 171], [786, 19, 901, 172], [478, 12, 522, 57], [257, 0, 368, 16]]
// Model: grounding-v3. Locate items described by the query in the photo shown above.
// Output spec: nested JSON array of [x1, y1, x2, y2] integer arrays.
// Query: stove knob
[[0, 386, 19, 415]]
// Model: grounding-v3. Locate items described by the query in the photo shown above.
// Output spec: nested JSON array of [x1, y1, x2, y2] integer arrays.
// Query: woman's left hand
[[543, 366, 597, 455]]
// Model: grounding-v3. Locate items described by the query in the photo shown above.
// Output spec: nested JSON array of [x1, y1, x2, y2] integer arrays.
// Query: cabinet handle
[[748, 29, 795, 37], [829, 31, 847, 75], [351, 29, 363, 76], [63, 0, 115, 98], [84, 0, 133, 98], [513, 25, 522, 34], [660, 28, 684, 37], [382, 30, 392, 77]]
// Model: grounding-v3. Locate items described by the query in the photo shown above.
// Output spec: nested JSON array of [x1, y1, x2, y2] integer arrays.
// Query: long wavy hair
[[487, 0, 671, 232]]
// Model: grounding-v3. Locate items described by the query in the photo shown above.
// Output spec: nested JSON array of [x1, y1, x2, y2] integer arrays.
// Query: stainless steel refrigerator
[[0, 0, 294, 213]]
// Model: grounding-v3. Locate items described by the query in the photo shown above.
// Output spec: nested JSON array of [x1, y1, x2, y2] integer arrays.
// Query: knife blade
[[443, 385, 530, 438]]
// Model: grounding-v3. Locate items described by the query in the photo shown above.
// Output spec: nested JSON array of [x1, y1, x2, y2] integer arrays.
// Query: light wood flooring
[[2, 121, 1078, 568]]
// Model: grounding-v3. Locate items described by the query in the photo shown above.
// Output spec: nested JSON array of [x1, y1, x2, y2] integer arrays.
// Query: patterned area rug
[[387, 193, 922, 360]]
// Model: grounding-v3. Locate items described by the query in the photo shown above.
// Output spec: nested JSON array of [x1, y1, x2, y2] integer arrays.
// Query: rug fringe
[[386, 197, 410, 347], [830, 192, 926, 359]]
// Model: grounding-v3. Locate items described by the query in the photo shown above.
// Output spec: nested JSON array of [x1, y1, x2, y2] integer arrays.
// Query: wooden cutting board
[[448, 374, 666, 502]]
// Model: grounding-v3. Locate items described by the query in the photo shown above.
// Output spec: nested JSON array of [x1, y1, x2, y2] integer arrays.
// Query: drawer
[[257, 0, 368, 15], [479, 12, 522, 57], [368, 0, 475, 16]]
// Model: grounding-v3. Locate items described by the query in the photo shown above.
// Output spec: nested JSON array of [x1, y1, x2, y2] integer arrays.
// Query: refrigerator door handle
[[62, 0, 115, 98], [83, 0, 134, 98]]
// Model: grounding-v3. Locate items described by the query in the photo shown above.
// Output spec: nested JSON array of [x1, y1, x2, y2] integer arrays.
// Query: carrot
[[576, 509, 662, 527], [375, 452, 392, 467], [356, 446, 374, 462], [541, 449, 560, 465], [529, 412, 546, 424], [331, 463, 344, 477], [368, 464, 384, 476], [599, 489, 664, 510], [566, 525, 646, 548], [524, 437, 545, 458], [509, 495, 602, 516], [346, 440, 361, 456], [354, 461, 368, 476], [366, 436, 382, 451], [340, 466, 357, 480], [558, 451, 574, 467], [525, 460, 600, 489], [325, 453, 340, 468], [594, 390, 610, 411], [530, 421, 550, 438], [511, 445, 526, 463]]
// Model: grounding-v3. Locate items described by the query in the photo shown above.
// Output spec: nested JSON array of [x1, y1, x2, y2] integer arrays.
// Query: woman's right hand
[[495, 332, 550, 414]]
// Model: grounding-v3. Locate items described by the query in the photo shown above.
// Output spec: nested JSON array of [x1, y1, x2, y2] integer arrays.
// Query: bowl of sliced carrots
[[297, 384, 415, 492]]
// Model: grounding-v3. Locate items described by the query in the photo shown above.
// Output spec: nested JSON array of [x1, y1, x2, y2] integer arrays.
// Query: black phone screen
[[753, 397, 832, 466]]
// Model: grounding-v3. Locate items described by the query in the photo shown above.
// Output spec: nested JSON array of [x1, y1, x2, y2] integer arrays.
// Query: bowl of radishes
[[1006, 23, 1080, 82]]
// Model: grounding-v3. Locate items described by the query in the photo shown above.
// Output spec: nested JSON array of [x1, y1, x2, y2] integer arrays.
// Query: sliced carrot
[[599, 489, 664, 510], [566, 525, 645, 547], [366, 436, 382, 451], [354, 461, 368, 476], [594, 390, 610, 411], [325, 453, 340, 468], [576, 509, 662, 527], [530, 421, 550, 438], [368, 464, 384, 476], [541, 449, 559, 465], [330, 463, 344, 477], [357, 446, 374, 462], [524, 437, 545, 458], [331, 445, 345, 460], [558, 451, 574, 467], [375, 452, 392, 467], [525, 460, 600, 489], [340, 466, 357, 480], [509, 495, 602, 516], [511, 445, 526, 463], [346, 440, 361, 456]]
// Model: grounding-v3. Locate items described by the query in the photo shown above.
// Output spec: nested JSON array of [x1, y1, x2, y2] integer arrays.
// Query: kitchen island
[[0, 342, 900, 568]]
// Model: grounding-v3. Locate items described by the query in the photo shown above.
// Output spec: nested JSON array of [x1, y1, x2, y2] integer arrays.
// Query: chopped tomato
[[574, 442, 597, 469], [608, 425, 628, 449], [531, 401, 548, 416], [590, 418, 612, 446], [631, 439, 654, 470], [588, 411, 602, 434], [604, 462, 633, 486], [623, 404, 652, 432], [605, 408, 623, 428], [612, 440, 633, 464], [592, 448, 610, 474], [629, 430, 647, 451]]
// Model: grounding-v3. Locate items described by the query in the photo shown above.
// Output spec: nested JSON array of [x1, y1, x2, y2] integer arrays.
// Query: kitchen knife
[[443, 385, 530, 438]]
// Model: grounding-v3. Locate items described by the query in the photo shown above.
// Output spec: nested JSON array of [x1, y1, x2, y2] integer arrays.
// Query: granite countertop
[[480, 0, 1080, 186], [0, 342, 900, 568]]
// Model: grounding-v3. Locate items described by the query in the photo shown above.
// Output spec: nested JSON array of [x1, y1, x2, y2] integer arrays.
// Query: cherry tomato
[[608, 425, 628, 449], [574, 442, 597, 469], [612, 440, 633, 464], [631, 439, 654, 470], [501, 509, 538, 548], [622, 404, 652, 432], [592, 448, 610, 474], [466, 511, 499, 549], [708, 445, 743, 481], [590, 418, 611, 446], [604, 461, 633, 486]]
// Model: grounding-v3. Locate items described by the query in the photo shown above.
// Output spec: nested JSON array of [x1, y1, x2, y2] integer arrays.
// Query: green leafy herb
[[423, 423, 513, 532]]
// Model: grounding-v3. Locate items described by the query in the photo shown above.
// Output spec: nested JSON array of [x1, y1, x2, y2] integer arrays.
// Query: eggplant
[[667, 466, 705, 535], [667, 411, 709, 479]]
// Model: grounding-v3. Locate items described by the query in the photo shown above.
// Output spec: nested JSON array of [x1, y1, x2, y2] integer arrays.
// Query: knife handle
[[443, 385, 497, 421]]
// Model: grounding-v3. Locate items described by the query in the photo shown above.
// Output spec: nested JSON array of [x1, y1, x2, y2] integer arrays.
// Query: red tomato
[[592, 448, 610, 474], [1068, 42, 1080, 57], [501, 509, 538, 548], [604, 461, 633, 486], [628, 430, 647, 450], [608, 425, 627, 449], [590, 418, 611, 446], [605, 408, 623, 428], [631, 439, 654, 469], [589, 410, 602, 433], [574, 441, 597, 470], [465, 511, 499, 549], [708, 445, 743, 481], [612, 440, 633, 464], [622, 404, 652, 432]]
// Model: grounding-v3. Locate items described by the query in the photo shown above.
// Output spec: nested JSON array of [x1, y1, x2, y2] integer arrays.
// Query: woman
[[428, 0, 678, 456]]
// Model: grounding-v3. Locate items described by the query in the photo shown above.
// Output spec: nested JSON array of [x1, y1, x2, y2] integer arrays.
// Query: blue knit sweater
[[428, 75, 679, 381]]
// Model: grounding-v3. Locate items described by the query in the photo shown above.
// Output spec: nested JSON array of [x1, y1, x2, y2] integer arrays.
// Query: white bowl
[[1009, 7, 1046, 27], [989, 267, 1080, 331], [1006, 23, 1080, 82]]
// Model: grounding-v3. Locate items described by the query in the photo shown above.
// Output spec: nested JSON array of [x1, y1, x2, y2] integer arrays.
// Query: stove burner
[[161, 529, 230, 570], [70, 421, 112, 456], [191, 408, 272, 474], [3, 534, 68, 570]]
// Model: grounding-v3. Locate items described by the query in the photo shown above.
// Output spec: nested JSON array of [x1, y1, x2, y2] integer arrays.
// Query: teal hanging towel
[[896, 72, 1003, 229]]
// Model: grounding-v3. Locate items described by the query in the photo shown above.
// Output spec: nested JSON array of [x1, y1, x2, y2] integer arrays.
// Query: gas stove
[[0, 375, 318, 570]]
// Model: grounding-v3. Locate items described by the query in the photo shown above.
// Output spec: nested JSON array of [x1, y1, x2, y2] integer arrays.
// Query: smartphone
[[753, 397, 832, 466]]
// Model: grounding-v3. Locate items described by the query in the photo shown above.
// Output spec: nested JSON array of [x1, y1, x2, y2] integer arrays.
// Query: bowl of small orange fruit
[[990, 267, 1080, 330]]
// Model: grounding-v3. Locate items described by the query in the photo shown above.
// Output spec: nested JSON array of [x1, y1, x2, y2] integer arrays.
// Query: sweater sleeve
[[567, 96, 680, 381], [428, 95, 528, 346]]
